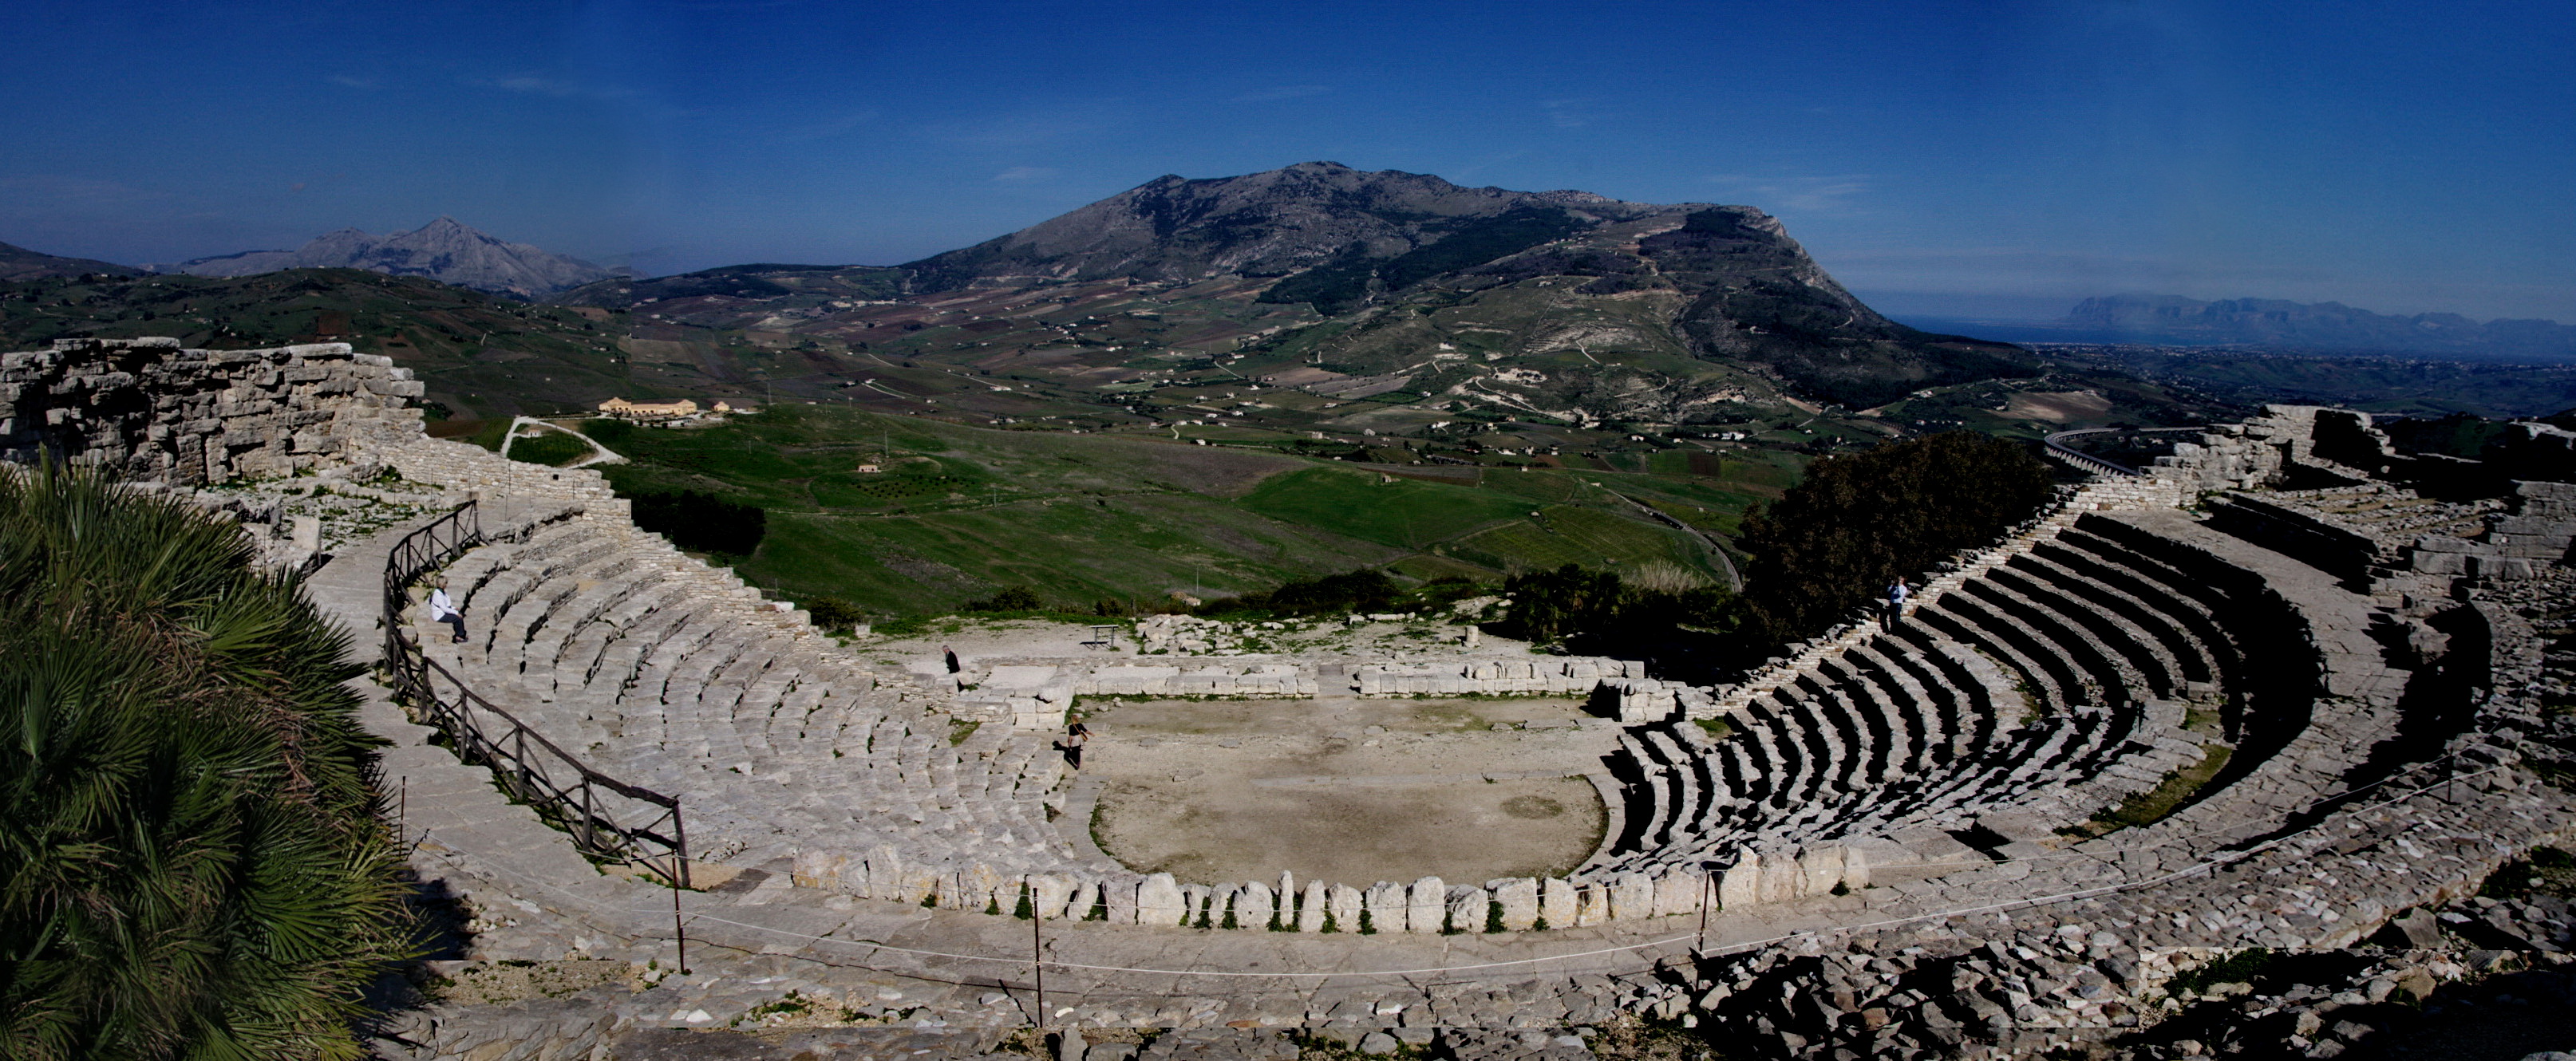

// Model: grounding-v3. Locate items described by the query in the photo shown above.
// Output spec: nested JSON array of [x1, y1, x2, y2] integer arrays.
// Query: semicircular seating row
[[1585, 513, 2289, 880], [413, 514, 1114, 881]]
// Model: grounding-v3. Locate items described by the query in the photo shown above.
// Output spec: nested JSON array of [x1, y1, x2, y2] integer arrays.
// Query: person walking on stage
[[429, 582, 468, 644], [1062, 718, 1090, 769], [1882, 575, 1910, 632]]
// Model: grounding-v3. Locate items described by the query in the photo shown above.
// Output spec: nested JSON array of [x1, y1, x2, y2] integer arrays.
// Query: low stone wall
[[1076, 661, 1318, 698], [998, 656, 1640, 700], [1353, 657, 1635, 696], [783, 852, 1733, 933]]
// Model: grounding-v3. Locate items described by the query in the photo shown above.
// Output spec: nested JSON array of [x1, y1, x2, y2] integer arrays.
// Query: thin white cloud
[[327, 74, 376, 90], [470, 74, 633, 101], [1541, 99, 1589, 128], [993, 166, 1057, 183], [1233, 85, 1330, 103], [780, 109, 879, 143], [1707, 174, 1871, 215]]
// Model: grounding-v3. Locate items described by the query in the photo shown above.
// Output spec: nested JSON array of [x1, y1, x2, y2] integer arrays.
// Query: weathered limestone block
[[1362, 882, 1408, 933], [1136, 873, 1187, 926], [1574, 879, 1610, 926], [1608, 872, 1655, 920], [1325, 884, 1361, 932], [1539, 877, 1579, 927], [1448, 886, 1488, 934], [1759, 852, 1803, 904], [1297, 880, 1329, 932], [1493, 878, 1540, 930], [1106, 876, 1140, 925], [1233, 881, 1274, 929], [1719, 851, 1761, 909], [1797, 848, 1843, 897], [789, 848, 851, 889], [1407, 876, 1446, 933], [1066, 880, 1099, 921], [1652, 871, 1705, 917], [1031, 874, 1075, 919], [963, 862, 1003, 911], [1179, 884, 1211, 926]]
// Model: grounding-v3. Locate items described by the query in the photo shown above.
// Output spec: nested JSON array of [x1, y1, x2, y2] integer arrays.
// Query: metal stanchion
[[1697, 870, 1713, 953], [674, 867, 690, 976], [1029, 875, 1045, 1027]]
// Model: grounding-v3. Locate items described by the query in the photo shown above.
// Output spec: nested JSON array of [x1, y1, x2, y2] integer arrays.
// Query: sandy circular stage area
[[1081, 696, 1618, 887]]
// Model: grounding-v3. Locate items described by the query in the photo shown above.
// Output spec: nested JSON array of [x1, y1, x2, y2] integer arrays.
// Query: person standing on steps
[[429, 582, 468, 644], [943, 645, 961, 673], [1061, 718, 1090, 769], [1882, 575, 1910, 632]]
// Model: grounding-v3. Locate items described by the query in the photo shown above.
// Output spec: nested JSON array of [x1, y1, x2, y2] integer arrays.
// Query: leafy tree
[[804, 595, 863, 632], [1495, 564, 1731, 645], [0, 463, 412, 1059], [626, 489, 766, 555], [964, 586, 1043, 612], [1735, 432, 2056, 649], [1214, 569, 1400, 617]]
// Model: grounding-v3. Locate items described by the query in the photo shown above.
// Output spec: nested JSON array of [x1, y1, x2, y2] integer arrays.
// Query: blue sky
[[2, 1, 2570, 321]]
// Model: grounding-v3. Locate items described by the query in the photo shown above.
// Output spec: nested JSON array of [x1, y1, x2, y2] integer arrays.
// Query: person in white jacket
[[429, 584, 468, 644]]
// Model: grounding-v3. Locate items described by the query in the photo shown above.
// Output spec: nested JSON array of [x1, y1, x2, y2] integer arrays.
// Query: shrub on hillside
[[0, 464, 412, 1059], [965, 586, 1044, 612], [1201, 569, 1401, 618], [804, 595, 863, 632], [1735, 432, 2056, 649], [1495, 563, 1731, 645], [626, 489, 767, 555], [579, 416, 638, 447]]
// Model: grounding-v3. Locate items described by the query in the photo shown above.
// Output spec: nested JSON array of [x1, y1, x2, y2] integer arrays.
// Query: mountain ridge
[[2049, 293, 2576, 360], [583, 161, 2027, 408], [0, 240, 141, 281], [161, 217, 615, 299]]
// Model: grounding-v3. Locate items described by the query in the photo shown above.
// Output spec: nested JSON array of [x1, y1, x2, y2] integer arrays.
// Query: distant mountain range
[[154, 218, 616, 298], [0, 240, 140, 281], [565, 161, 2026, 408], [1908, 294, 2576, 361]]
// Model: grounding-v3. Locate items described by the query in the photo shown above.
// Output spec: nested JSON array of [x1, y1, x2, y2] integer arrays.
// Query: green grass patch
[[2064, 743, 2234, 838], [506, 428, 594, 467], [2163, 949, 2278, 998], [1238, 467, 1528, 548]]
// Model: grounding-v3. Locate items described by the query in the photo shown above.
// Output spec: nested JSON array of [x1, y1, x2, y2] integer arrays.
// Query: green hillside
[[580, 406, 1769, 617]]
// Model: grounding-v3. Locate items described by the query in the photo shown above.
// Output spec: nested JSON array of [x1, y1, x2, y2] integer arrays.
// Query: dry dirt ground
[[1081, 696, 1618, 888]]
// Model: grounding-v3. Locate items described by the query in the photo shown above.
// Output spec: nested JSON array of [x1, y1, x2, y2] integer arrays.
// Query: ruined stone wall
[[0, 337, 425, 484]]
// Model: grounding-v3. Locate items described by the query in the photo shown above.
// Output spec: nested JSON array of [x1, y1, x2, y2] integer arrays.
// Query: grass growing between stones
[[1692, 717, 1734, 740], [947, 719, 982, 746], [2480, 846, 2576, 899], [2063, 743, 2235, 839]]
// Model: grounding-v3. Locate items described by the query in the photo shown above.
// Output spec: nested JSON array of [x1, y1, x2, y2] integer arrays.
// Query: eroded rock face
[[0, 337, 421, 483]]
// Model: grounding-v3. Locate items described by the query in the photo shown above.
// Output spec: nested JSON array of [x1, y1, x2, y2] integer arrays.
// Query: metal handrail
[[2044, 426, 2207, 477], [381, 503, 689, 887]]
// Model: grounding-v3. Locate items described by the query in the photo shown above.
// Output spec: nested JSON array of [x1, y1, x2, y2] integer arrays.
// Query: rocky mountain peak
[[167, 218, 611, 298]]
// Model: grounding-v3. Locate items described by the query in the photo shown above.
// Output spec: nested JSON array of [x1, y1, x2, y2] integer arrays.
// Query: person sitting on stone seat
[[429, 582, 468, 644]]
